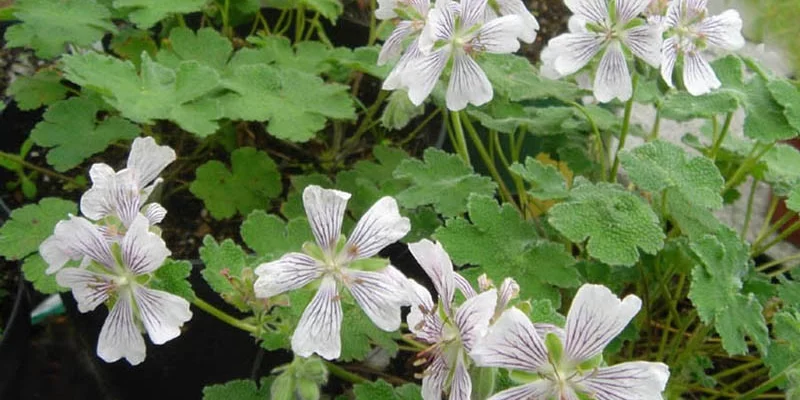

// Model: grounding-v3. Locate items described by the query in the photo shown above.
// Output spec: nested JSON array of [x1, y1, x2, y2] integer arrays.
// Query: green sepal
[[508, 369, 540, 384], [544, 332, 564, 366], [349, 257, 390, 272], [470, 367, 497, 400], [577, 353, 603, 371]]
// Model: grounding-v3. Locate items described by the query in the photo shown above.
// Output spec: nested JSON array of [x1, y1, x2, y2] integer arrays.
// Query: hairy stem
[[191, 297, 257, 334], [610, 74, 638, 182]]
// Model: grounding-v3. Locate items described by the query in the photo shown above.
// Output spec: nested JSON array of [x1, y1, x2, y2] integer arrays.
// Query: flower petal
[[408, 239, 456, 309], [622, 24, 661, 68], [384, 39, 423, 91], [473, 15, 525, 54], [40, 236, 80, 275], [491, 0, 539, 43], [113, 169, 145, 228], [134, 286, 192, 345], [564, 0, 609, 24], [698, 9, 744, 51], [303, 185, 351, 253], [549, 32, 604, 76], [419, 0, 457, 53], [254, 253, 323, 298], [406, 47, 450, 106], [449, 354, 472, 400], [573, 361, 670, 400], [593, 40, 633, 102], [291, 276, 343, 360], [406, 279, 435, 331], [683, 51, 720, 96], [43, 216, 116, 274], [460, 0, 488, 28], [378, 22, 415, 65], [615, 0, 649, 24], [488, 380, 556, 400], [142, 203, 167, 225], [497, 277, 520, 311], [564, 284, 642, 363], [455, 289, 496, 350], [80, 164, 116, 221], [375, 0, 400, 20], [660, 36, 679, 88], [121, 214, 171, 275], [422, 351, 448, 400], [97, 292, 147, 365], [470, 307, 549, 371], [56, 268, 114, 313], [455, 272, 477, 298], [127, 137, 176, 189], [446, 51, 493, 111], [345, 196, 410, 261], [345, 267, 407, 331]]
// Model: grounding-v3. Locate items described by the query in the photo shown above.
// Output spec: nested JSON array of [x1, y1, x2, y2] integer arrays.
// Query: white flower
[[46, 214, 192, 366], [80, 136, 176, 229], [377, 0, 431, 66], [471, 284, 670, 399], [253, 185, 412, 360], [406, 240, 497, 400], [477, 274, 519, 321], [660, 0, 744, 96], [484, 0, 540, 43], [396, 0, 525, 111], [543, 0, 662, 102]]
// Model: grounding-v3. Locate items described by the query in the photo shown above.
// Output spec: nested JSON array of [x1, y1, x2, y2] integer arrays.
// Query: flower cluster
[[40, 137, 191, 365]]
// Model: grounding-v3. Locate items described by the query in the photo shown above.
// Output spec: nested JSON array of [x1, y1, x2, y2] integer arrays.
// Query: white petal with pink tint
[[302, 185, 351, 253]]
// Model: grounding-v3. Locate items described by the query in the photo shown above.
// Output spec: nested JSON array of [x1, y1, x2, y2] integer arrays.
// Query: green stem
[[324, 361, 368, 384], [753, 210, 796, 251], [0, 151, 85, 187], [723, 143, 774, 193], [610, 74, 639, 182], [711, 359, 763, 381], [757, 252, 800, 272], [710, 112, 734, 160], [570, 101, 607, 181], [351, 90, 390, 139], [399, 108, 441, 146], [737, 359, 799, 400], [303, 13, 320, 41], [220, 0, 231, 36], [741, 178, 760, 239], [191, 297, 257, 333], [450, 110, 471, 165], [400, 334, 428, 351], [753, 219, 800, 256], [754, 195, 781, 248], [295, 4, 306, 43], [461, 113, 517, 209], [649, 105, 662, 141]]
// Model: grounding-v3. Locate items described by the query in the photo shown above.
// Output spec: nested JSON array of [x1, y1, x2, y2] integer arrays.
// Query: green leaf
[[435, 195, 579, 304], [113, 0, 208, 29], [764, 311, 800, 387], [0, 198, 76, 260], [198, 236, 248, 298], [548, 180, 665, 266], [30, 97, 139, 172], [760, 143, 800, 196], [479, 53, 583, 102], [7, 70, 68, 110], [767, 79, 800, 133], [240, 211, 312, 261], [263, 0, 342, 21], [660, 91, 739, 121], [151, 259, 195, 300], [5, 0, 116, 58], [230, 36, 330, 75], [509, 156, 569, 200], [220, 64, 355, 142], [22, 254, 67, 294], [157, 27, 233, 72], [393, 148, 496, 217], [687, 227, 769, 355], [61, 53, 223, 136], [778, 273, 800, 310], [353, 380, 423, 400], [788, 186, 800, 213], [468, 100, 577, 135], [339, 297, 401, 361], [110, 27, 158, 67], [203, 378, 273, 400]]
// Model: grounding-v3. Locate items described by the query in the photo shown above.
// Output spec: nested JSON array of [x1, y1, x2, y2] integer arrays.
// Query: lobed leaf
[[0, 198, 76, 261], [7, 70, 68, 111], [353, 380, 423, 400], [151, 259, 195, 300], [113, 0, 208, 29], [240, 211, 312, 262], [198, 236, 248, 299], [202, 378, 273, 400], [509, 156, 570, 200]]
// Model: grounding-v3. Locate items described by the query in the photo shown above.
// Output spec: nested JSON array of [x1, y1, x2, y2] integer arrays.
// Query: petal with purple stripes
[[291, 276, 343, 360], [345, 268, 407, 331], [134, 285, 192, 345], [121, 214, 171, 276], [254, 253, 323, 298], [470, 307, 549, 371], [345, 196, 410, 261], [302, 185, 351, 253], [56, 268, 115, 313], [572, 361, 670, 400], [97, 292, 147, 365]]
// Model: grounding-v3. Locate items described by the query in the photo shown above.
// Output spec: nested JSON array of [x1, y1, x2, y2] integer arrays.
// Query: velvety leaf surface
[[240, 211, 312, 262], [7, 70, 68, 110], [113, 0, 208, 29], [151, 259, 195, 300], [353, 380, 423, 400], [509, 156, 570, 200]]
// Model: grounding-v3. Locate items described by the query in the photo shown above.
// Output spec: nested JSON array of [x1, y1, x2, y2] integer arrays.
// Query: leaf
[[353, 380, 423, 400], [339, 298, 401, 362], [203, 378, 273, 400], [0, 198, 76, 261], [157, 27, 233, 72], [393, 148, 496, 217], [687, 227, 769, 355], [765, 311, 800, 388], [381, 90, 425, 130], [190, 147, 282, 219], [787, 186, 800, 213], [660, 91, 739, 121], [198, 236, 248, 299], [548, 180, 665, 266], [7, 70, 68, 110], [113, 0, 209, 29], [220, 64, 355, 142], [767, 79, 800, 133], [263, 0, 342, 21], [22, 254, 67, 294], [778, 273, 800, 310], [230, 36, 331, 75], [151, 259, 195, 300], [4, 0, 116, 58], [30, 97, 140, 172], [110, 27, 158, 67], [240, 211, 312, 262], [760, 143, 800, 196], [468, 100, 577, 135], [509, 156, 570, 200], [435, 195, 579, 304], [479, 53, 583, 102]]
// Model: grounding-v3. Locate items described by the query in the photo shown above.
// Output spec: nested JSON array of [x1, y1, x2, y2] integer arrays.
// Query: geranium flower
[[484, 0, 540, 43], [399, 0, 525, 110], [471, 284, 670, 399], [376, 0, 430, 65], [47, 214, 192, 365], [543, 0, 662, 102], [660, 0, 744, 95], [406, 239, 497, 400], [253, 185, 411, 360], [477, 274, 519, 320]]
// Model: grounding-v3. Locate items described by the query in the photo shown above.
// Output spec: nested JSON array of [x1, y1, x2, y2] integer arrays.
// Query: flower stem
[[461, 113, 517, 209], [738, 359, 800, 400], [570, 101, 607, 181], [191, 297, 257, 334], [450, 110, 471, 165], [723, 143, 774, 193], [0, 151, 85, 187], [610, 73, 638, 182], [709, 112, 734, 160], [324, 361, 368, 384]]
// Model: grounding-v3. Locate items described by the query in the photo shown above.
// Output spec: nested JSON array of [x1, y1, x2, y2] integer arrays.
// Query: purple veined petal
[[455, 289, 496, 351], [460, 0, 488, 28], [622, 24, 662, 68], [660, 36, 679, 88], [448, 354, 472, 400], [80, 163, 116, 221], [683, 51, 720, 96], [142, 203, 167, 225], [548, 32, 605, 77], [497, 277, 520, 311], [422, 350, 448, 400], [487, 380, 556, 400], [473, 15, 525, 54], [121, 214, 171, 276], [663, 0, 680, 29], [97, 291, 147, 365], [406, 279, 435, 334], [344, 196, 410, 261], [615, 0, 650, 25], [56, 268, 115, 313], [302, 185, 351, 254], [379, 22, 415, 66], [419, 0, 457, 53], [492, 0, 539, 43], [254, 253, 323, 298], [384, 39, 422, 91], [127, 137, 176, 189], [593, 40, 633, 102], [572, 361, 670, 400], [470, 307, 549, 371], [563, 284, 642, 364], [686, 0, 707, 12], [564, 0, 609, 25], [43, 216, 116, 274], [559, 387, 583, 400], [133, 286, 192, 345], [697, 9, 745, 51], [291, 276, 343, 360], [140, 177, 163, 201], [408, 239, 456, 310], [344, 268, 407, 331], [113, 169, 145, 228], [406, 46, 451, 106], [454, 272, 477, 298], [446, 50, 493, 111]]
